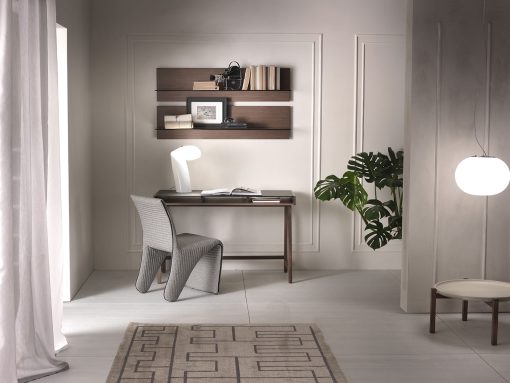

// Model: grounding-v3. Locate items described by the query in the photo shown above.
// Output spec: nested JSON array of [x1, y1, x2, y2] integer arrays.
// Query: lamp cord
[[473, 0, 488, 157], [473, 105, 487, 156]]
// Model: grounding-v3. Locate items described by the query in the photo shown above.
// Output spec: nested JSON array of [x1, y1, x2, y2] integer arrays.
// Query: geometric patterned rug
[[106, 323, 347, 382]]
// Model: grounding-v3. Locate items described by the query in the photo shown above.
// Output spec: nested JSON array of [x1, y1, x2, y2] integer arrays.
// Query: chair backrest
[[131, 195, 174, 252]]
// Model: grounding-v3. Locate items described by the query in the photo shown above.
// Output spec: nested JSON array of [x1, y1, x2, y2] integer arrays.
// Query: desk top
[[154, 190, 296, 206], [435, 279, 510, 301]]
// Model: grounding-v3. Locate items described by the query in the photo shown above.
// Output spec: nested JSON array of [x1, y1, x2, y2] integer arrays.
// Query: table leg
[[462, 300, 468, 321], [285, 206, 293, 283], [492, 299, 499, 346], [156, 269, 162, 285], [430, 288, 437, 333], [283, 208, 288, 273]]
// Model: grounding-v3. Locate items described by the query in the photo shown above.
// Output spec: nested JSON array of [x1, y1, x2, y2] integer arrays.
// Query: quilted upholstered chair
[[131, 195, 223, 301]]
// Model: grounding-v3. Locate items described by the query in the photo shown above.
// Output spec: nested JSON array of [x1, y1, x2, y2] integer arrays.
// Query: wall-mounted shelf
[[156, 129, 290, 139], [156, 67, 292, 139], [156, 90, 291, 102]]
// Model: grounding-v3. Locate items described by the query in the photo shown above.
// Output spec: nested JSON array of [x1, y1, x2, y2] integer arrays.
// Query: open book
[[201, 187, 262, 196]]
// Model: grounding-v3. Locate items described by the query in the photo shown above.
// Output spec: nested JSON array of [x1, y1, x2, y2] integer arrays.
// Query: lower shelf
[[156, 129, 291, 139]]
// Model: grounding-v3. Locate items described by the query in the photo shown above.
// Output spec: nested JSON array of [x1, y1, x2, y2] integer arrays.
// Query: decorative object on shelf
[[256, 65, 266, 90], [246, 65, 280, 91], [249, 65, 256, 90], [314, 148, 403, 250], [186, 97, 227, 127], [455, 156, 510, 196], [170, 145, 201, 193], [242, 67, 251, 90], [192, 81, 219, 91], [221, 117, 247, 129], [164, 114, 193, 130], [223, 61, 242, 90], [268, 65, 276, 90]]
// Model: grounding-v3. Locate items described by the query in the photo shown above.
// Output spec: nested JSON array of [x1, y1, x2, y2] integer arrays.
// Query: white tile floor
[[39, 270, 510, 383]]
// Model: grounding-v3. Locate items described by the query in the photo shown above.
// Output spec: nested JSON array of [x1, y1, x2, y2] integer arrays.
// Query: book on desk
[[201, 187, 261, 197]]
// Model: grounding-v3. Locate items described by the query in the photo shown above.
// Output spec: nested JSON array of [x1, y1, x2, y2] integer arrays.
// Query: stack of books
[[242, 65, 281, 91], [193, 81, 219, 91], [164, 114, 193, 129]]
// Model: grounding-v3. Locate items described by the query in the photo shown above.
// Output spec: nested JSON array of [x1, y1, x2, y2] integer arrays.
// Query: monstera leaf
[[314, 171, 368, 212], [377, 148, 404, 188], [314, 175, 344, 201], [348, 152, 387, 189], [387, 215, 402, 239], [364, 220, 393, 250], [314, 147, 403, 251], [362, 199, 392, 221]]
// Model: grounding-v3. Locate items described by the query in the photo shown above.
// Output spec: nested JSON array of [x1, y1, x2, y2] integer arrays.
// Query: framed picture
[[186, 97, 227, 127]]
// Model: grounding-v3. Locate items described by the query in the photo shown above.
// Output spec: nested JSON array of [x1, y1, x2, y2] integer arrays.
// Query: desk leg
[[283, 208, 288, 273], [429, 288, 437, 333], [285, 206, 293, 283], [492, 300, 499, 346], [462, 300, 468, 321]]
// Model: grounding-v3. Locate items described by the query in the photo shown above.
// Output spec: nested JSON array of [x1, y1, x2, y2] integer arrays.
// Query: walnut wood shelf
[[156, 90, 291, 102], [155, 67, 292, 139], [157, 106, 291, 130], [156, 129, 290, 139]]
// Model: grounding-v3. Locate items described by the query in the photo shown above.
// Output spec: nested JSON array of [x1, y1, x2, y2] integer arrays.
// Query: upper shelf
[[156, 90, 291, 102], [156, 67, 291, 102]]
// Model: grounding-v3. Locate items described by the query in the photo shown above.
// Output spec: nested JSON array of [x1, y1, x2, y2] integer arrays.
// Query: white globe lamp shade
[[170, 145, 202, 193], [455, 156, 510, 196]]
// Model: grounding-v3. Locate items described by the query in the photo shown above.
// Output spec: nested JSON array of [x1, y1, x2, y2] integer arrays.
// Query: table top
[[435, 279, 510, 301], [154, 190, 296, 206]]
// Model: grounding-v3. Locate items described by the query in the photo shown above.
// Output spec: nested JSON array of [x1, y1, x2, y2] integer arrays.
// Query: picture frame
[[186, 97, 227, 128]]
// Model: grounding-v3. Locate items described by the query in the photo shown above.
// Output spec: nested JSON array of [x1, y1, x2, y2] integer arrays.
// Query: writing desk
[[154, 190, 296, 283]]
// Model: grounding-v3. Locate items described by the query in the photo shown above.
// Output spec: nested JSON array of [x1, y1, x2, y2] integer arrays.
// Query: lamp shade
[[455, 156, 510, 196], [170, 145, 202, 193], [171, 145, 202, 161]]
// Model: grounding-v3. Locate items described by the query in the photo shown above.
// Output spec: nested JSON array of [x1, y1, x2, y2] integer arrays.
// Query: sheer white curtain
[[0, 0, 68, 381]]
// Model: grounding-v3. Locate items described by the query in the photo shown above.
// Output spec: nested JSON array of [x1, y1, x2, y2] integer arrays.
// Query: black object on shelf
[[221, 122, 248, 129]]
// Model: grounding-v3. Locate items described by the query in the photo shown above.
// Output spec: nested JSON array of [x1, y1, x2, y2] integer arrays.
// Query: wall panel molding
[[481, 22, 493, 279], [125, 33, 322, 256], [431, 22, 442, 284], [353, 34, 405, 253]]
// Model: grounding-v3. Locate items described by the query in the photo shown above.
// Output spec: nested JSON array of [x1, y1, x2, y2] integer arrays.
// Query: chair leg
[[136, 246, 167, 293], [164, 251, 203, 302], [186, 244, 223, 294]]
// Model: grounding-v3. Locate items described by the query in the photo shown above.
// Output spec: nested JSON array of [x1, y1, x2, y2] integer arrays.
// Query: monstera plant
[[314, 148, 403, 250]]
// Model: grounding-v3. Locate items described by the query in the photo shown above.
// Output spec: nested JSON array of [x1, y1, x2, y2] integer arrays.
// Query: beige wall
[[402, 0, 510, 312], [56, 0, 94, 298], [89, 0, 407, 271]]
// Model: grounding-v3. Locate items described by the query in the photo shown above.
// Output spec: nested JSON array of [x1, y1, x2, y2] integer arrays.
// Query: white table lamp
[[170, 145, 201, 192]]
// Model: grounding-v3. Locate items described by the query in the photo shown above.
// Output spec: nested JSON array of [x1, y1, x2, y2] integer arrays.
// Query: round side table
[[429, 279, 510, 345]]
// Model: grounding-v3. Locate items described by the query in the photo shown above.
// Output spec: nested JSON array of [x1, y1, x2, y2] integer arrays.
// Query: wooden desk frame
[[154, 190, 296, 283]]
